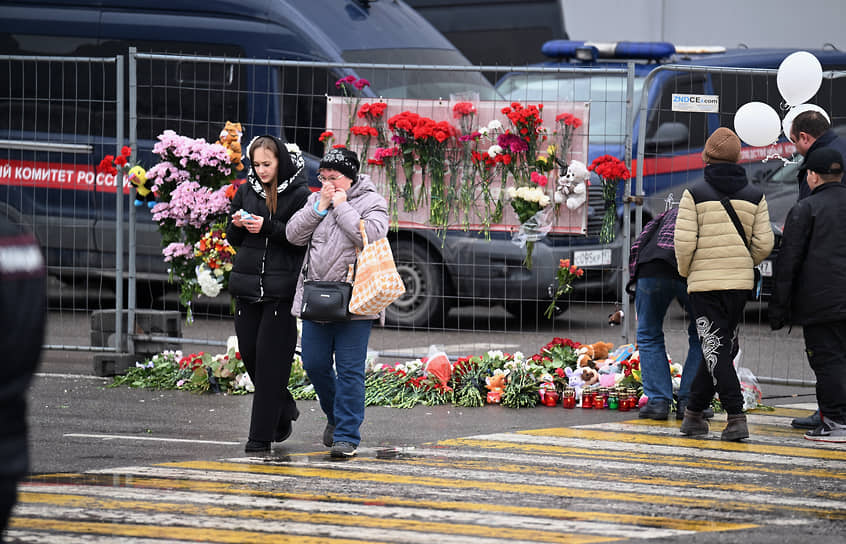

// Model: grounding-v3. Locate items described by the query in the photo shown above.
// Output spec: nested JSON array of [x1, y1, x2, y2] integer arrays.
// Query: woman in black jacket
[[226, 135, 311, 453]]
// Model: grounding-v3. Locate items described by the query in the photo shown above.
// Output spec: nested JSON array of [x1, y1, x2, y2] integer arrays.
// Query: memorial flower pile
[[110, 344, 253, 395]]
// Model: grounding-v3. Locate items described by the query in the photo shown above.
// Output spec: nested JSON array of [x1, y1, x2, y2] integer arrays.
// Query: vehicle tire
[[385, 240, 447, 328], [506, 299, 568, 326]]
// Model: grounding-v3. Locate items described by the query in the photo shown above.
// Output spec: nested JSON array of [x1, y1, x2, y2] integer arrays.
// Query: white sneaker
[[804, 417, 846, 443]]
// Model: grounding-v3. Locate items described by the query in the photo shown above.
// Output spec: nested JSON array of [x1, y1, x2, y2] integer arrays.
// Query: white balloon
[[777, 51, 823, 106], [734, 102, 781, 147], [782, 103, 830, 142]]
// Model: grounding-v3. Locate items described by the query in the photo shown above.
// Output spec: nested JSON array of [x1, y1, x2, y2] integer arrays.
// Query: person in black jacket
[[790, 110, 846, 201], [786, 110, 846, 429], [627, 207, 707, 421], [0, 216, 46, 533], [226, 135, 311, 453], [770, 147, 846, 443]]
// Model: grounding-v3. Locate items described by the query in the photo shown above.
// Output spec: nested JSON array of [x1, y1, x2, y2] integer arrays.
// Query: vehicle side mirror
[[646, 122, 689, 148]]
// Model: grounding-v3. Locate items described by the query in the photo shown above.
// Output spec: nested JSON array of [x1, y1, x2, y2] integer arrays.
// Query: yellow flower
[[547, 144, 556, 156]]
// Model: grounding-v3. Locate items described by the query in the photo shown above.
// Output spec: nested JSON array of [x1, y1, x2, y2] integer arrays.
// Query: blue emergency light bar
[[542, 40, 676, 61]]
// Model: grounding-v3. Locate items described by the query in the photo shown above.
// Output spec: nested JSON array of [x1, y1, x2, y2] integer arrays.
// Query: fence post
[[114, 55, 125, 353], [128, 47, 138, 349], [621, 61, 636, 344]]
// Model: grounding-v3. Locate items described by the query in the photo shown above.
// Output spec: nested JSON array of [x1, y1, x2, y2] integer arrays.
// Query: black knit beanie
[[319, 147, 359, 182]]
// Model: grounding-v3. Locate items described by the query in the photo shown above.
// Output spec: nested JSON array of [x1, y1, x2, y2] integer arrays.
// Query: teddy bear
[[485, 371, 507, 404], [576, 341, 615, 367], [218, 121, 244, 171], [565, 366, 600, 405], [555, 159, 590, 210]]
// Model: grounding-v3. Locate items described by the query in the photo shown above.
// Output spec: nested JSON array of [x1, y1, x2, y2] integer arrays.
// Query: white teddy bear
[[555, 160, 590, 210]]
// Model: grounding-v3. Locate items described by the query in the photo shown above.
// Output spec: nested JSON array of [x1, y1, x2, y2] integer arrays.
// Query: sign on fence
[[325, 97, 591, 235]]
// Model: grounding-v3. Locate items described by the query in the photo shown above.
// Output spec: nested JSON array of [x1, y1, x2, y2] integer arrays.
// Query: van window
[[97, 40, 248, 141], [648, 74, 707, 150], [279, 66, 340, 157], [496, 73, 645, 146], [0, 33, 109, 139], [342, 49, 500, 100]]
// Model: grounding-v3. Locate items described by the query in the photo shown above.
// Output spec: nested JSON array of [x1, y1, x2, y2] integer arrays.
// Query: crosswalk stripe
[[438, 435, 846, 470], [339, 445, 843, 482], [14, 409, 844, 542], [20, 475, 752, 533], [141, 459, 844, 515], [12, 503, 597, 544], [579, 422, 842, 449], [519, 427, 846, 460], [10, 516, 391, 544], [15, 491, 639, 543], [3, 530, 168, 544]]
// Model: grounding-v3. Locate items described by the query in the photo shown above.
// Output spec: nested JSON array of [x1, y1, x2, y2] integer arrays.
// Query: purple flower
[[498, 133, 528, 153], [392, 135, 407, 145]]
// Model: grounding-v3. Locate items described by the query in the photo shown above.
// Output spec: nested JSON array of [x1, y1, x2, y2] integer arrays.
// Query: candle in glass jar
[[562, 388, 576, 409], [608, 391, 619, 410]]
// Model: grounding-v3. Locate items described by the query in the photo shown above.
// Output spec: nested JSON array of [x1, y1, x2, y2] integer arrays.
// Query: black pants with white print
[[687, 290, 747, 415], [803, 321, 846, 424], [235, 298, 299, 442]]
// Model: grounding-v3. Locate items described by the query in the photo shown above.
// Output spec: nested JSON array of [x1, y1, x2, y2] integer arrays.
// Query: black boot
[[245, 439, 270, 453], [273, 407, 300, 442]]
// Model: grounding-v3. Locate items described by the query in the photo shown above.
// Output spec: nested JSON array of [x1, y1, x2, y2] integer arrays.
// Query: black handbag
[[300, 240, 352, 321], [720, 197, 763, 299]]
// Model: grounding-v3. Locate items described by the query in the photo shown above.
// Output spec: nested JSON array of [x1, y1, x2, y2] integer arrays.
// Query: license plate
[[573, 249, 612, 267], [757, 260, 772, 277]]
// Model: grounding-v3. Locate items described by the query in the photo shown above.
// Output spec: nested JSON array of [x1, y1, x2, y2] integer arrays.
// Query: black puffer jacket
[[226, 138, 312, 302], [770, 182, 846, 327], [797, 130, 846, 200], [0, 216, 46, 480]]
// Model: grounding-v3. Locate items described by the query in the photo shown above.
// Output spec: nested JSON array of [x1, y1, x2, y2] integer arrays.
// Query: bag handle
[[358, 219, 369, 247]]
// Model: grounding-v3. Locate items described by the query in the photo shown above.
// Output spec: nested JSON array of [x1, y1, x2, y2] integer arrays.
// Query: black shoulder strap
[[720, 197, 751, 251]]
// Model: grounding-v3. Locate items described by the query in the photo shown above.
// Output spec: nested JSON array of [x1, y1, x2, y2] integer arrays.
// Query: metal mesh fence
[[0, 54, 122, 354], [634, 65, 846, 386], [128, 52, 637, 365], [5, 49, 822, 387]]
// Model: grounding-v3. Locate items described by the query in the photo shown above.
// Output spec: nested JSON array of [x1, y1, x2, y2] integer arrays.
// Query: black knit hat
[[319, 147, 359, 182], [805, 147, 844, 175]]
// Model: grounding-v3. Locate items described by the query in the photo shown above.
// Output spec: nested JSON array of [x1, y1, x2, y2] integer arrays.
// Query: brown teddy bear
[[576, 341, 615, 367], [218, 121, 244, 171]]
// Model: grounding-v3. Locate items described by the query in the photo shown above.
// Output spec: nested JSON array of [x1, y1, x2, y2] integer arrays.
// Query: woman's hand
[[242, 215, 264, 234], [232, 211, 245, 228], [318, 182, 334, 211], [331, 187, 347, 207]]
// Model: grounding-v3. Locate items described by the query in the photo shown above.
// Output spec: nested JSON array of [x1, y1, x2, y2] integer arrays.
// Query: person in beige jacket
[[674, 127, 773, 441]]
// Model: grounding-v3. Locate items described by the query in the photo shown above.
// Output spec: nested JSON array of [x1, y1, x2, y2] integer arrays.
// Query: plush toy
[[565, 366, 600, 405], [127, 165, 155, 208], [555, 159, 590, 210], [576, 341, 615, 367], [485, 371, 507, 404], [218, 121, 244, 171]]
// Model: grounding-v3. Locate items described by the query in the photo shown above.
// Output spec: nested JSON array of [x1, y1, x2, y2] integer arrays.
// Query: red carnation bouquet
[[588, 155, 631, 244]]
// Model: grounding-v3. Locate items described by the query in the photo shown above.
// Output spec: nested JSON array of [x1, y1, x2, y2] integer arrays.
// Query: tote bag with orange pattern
[[348, 220, 406, 315]]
